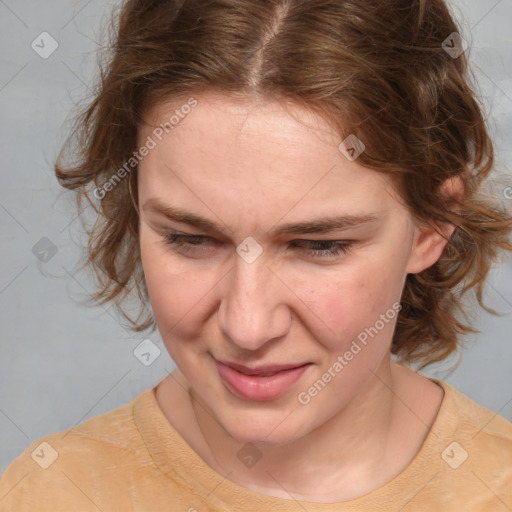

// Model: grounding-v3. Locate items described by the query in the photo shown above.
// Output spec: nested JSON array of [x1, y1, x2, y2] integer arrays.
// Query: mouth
[[213, 358, 312, 401]]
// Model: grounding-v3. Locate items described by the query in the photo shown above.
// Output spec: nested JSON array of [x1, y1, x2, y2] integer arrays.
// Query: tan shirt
[[1, 378, 511, 511]]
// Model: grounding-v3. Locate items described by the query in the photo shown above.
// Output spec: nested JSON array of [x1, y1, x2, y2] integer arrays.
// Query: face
[[137, 91, 445, 445]]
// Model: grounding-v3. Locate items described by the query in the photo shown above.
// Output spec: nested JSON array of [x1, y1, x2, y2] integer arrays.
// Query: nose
[[217, 254, 292, 351]]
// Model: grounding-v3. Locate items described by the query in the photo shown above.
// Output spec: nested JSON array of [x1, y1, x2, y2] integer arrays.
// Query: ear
[[406, 177, 464, 275]]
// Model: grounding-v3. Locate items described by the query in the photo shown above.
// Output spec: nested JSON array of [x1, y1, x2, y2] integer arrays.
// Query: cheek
[[310, 264, 404, 350], [303, 269, 404, 406], [140, 235, 209, 339]]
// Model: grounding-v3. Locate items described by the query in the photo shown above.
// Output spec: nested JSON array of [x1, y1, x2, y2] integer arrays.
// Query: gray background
[[1, 0, 511, 473]]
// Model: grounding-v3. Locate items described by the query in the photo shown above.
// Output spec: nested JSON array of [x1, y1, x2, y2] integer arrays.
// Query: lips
[[217, 360, 306, 376], [214, 358, 311, 401]]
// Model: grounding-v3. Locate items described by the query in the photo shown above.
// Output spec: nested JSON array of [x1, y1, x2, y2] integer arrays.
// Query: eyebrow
[[142, 198, 380, 236]]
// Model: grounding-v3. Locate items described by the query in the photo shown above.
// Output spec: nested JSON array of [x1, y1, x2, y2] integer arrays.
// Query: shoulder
[[0, 390, 153, 511], [438, 379, 512, 446], [426, 379, 512, 505]]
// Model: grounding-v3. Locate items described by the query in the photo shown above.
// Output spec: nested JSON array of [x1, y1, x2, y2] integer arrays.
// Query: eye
[[289, 239, 353, 259], [162, 232, 216, 255], [162, 230, 353, 259]]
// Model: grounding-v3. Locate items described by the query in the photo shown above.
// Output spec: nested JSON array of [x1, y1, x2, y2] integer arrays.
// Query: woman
[[1, 0, 511, 509]]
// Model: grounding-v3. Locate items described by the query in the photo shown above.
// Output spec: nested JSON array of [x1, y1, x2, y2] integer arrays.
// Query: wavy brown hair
[[55, 0, 512, 370]]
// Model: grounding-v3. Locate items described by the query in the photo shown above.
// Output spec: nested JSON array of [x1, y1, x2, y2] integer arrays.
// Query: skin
[[136, 91, 454, 502]]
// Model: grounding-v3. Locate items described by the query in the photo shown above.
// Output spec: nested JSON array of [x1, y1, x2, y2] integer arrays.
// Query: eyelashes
[[288, 238, 352, 258], [162, 231, 354, 259]]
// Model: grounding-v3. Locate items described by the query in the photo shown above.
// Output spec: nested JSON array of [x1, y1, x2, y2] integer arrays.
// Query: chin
[[216, 407, 309, 447]]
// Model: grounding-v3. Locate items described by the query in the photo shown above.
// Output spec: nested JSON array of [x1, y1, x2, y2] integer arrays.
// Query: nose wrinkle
[[216, 285, 293, 352], [215, 257, 297, 351]]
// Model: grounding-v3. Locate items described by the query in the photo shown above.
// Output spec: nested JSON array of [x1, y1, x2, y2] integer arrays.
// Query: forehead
[[137, 92, 401, 228], [141, 91, 339, 155]]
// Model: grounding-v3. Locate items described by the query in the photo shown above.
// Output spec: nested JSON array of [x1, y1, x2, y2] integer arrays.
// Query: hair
[[55, 0, 512, 370]]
